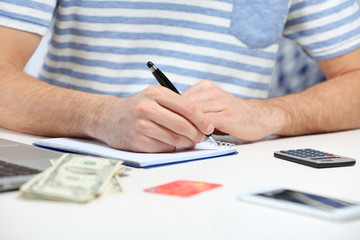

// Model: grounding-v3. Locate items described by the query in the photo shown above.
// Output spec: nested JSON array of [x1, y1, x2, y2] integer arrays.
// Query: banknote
[[20, 154, 125, 202], [48, 157, 126, 195]]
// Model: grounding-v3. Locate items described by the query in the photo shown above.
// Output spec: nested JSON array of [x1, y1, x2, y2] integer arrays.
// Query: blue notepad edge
[[33, 143, 238, 169]]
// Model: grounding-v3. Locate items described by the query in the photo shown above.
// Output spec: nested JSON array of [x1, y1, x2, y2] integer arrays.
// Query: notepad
[[34, 138, 237, 168]]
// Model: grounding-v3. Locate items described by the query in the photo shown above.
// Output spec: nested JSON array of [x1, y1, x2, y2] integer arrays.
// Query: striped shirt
[[1, 0, 360, 99], [270, 38, 326, 97]]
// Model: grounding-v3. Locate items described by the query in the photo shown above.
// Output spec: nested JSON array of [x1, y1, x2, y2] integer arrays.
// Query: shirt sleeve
[[0, 0, 57, 36], [284, 0, 360, 61]]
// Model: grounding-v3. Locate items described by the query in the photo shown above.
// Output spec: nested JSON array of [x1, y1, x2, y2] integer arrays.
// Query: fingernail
[[205, 124, 214, 134]]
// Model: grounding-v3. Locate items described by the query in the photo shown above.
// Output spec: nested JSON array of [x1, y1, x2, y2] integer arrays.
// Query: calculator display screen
[[257, 189, 356, 211]]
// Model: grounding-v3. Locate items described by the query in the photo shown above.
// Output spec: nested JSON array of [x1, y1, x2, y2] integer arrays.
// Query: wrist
[[262, 97, 291, 136], [247, 98, 289, 137], [81, 94, 120, 139]]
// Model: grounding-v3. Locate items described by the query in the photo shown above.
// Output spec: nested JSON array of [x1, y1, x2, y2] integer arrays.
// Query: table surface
[[1, 127, 360, 240]]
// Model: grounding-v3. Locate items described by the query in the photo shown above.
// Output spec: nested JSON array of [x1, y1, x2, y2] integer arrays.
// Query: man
[[1, 0, 360, 153]]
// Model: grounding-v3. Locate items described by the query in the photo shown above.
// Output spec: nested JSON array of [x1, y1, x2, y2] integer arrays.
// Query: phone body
[[238, 187, 360, 221], [274, 148, 356, 168]]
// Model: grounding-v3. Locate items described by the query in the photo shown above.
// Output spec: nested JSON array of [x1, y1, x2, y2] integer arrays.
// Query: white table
[[1, 128, 360, 240]]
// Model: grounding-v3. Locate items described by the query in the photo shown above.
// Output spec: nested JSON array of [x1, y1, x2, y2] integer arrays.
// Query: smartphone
[[238, 187, 360, 221], [274, 148, 356, 168]]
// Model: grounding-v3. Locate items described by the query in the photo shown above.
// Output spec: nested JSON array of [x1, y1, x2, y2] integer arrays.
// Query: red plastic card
[[144, 180, 222, 197]]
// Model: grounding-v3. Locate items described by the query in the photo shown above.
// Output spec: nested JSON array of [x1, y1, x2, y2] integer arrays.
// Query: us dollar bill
[[20, 154, 125, 203]]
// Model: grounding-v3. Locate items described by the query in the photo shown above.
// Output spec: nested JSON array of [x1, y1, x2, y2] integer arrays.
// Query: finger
[[182, 80, 213, 97], [131, 135, 176, 153], [184, 92, 215, 103], [138, 119, 198, 149], [100, 129, 176, 153], [148, 86, 214, 135], [194, 100, 223, 113], [148, 99, 206, 143], [158, 98, 213, 136]]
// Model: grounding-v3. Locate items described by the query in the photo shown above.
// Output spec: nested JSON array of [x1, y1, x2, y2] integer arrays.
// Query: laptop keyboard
[[0, 160, 40, 177]]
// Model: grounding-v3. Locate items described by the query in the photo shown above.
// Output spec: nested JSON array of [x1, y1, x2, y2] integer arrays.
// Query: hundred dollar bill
[[20, 154, 124, 202]]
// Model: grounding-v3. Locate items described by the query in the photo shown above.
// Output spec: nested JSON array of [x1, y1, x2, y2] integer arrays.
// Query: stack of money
[[20, 154, 125, 203]]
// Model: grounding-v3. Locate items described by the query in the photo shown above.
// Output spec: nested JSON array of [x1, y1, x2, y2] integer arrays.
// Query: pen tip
[[147, 61, 153, 68]]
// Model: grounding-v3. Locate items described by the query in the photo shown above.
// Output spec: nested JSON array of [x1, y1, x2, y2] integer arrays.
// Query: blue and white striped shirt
[[1, 0, 360, 98]]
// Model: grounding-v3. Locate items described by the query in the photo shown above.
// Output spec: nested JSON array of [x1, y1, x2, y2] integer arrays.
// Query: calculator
[[274, 148, 356, 168]]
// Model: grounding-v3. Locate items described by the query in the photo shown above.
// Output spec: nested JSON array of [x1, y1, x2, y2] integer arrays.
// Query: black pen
[[147, 61, 218, 147]]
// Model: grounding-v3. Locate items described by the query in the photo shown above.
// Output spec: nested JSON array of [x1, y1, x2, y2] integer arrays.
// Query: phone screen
[[257, 189, 356, 212]]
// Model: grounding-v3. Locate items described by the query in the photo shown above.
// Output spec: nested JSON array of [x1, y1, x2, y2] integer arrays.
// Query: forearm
[[265, 70, 360, 136], [0, 61, 111, 138], [0, 61, 211, 152]]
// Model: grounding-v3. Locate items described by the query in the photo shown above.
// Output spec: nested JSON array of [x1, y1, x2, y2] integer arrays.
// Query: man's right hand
[[87, 85, 214, 153]]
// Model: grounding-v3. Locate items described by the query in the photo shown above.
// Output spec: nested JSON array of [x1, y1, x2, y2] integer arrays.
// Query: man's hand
[[85, 85, 214, 153], [182, 80, 285, 141], [183, 45, 360, 141]]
